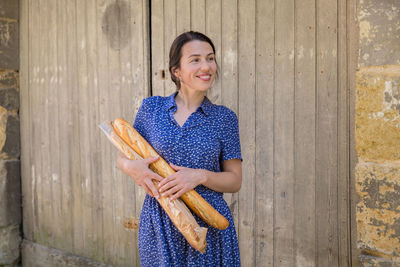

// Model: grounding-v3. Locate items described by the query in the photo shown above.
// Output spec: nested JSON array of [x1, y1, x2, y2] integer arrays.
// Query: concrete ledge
[[22, 240, 112, 267], [360, 254, 400, 267]]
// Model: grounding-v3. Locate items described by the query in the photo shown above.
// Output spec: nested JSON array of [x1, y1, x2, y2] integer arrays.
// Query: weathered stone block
[[0, 0, 19, 20], [0, 114, 20, 159], [0, 224, 21, 265], [356, 65, 400, 162], [0, 88, 19, 111], [358, 0, 400, 66], [0, 160, 21, 227], [356, 162, 400, 257], [0, 19, 19, 70], [0, 70, 18, 88]]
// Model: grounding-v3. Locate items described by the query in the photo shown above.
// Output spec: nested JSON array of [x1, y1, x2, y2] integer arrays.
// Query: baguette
[[113, 118, 229, 230], [99, 121, 207, 253]]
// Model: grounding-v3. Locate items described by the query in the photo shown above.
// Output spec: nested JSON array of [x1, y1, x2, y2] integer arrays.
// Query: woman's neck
[[175, 89, 205, 112]]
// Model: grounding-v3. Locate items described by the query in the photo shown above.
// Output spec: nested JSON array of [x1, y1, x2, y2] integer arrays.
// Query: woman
[[117, 31, 242, 266]]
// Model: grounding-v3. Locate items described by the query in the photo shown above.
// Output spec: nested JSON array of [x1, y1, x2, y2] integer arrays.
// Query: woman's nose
[[200, 59, 211, 71]]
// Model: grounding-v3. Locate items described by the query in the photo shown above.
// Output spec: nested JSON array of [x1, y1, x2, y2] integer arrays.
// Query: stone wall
[[0, 0, 21, 266], [356, 0, 400, 266]]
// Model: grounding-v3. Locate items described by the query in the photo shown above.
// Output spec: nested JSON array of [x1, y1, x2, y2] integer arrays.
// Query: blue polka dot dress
[[134, 91, 242, 267]]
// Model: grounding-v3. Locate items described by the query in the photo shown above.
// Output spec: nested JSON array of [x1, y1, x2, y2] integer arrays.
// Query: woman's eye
[[208, 57, 215, 62]]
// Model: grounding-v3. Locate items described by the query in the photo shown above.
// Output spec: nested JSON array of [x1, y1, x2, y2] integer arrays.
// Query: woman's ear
[[173, 67, 180, 80]]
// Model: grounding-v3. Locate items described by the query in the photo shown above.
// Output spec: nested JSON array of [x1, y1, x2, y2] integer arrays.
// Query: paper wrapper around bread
[[99, 121, 207, 253], [112, 118, 230, 230]]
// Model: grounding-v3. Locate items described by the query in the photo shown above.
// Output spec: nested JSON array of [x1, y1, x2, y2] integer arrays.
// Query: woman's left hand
[[158, 163, 206, 201]]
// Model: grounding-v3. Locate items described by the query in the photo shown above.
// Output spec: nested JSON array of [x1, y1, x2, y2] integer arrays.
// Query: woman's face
[[174, 40, 217, 93]]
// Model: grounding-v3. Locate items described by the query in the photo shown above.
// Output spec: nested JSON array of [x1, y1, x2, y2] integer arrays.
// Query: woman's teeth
[[198, 75, 211, 81]]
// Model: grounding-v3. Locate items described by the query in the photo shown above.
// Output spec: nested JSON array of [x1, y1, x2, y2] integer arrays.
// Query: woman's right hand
[[117, 154, 163, 198]]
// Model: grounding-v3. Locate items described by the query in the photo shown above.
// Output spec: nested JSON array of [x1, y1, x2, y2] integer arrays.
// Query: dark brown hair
[[169, 31, 218, 90]]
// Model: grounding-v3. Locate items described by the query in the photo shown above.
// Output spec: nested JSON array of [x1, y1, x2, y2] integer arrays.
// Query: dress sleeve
[[220, 110, 242, 162]]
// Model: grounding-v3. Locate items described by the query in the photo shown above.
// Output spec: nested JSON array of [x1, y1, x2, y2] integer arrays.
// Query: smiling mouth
[[197, 74, 211, 81]]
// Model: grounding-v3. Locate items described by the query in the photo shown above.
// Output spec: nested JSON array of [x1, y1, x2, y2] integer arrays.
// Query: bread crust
[[113, 118, 229, 230], [101, 121, 207, 252]]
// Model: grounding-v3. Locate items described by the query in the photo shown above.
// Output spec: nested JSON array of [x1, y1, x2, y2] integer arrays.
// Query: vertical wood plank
[[221, 0, 239, 230], [205, 0, 222, 104], [255, 0, 275, 265], [338, 0, 351, 265], [20, 0, 33, 241], [31, 0, 41, 242], [190, 0, 206, 33], [128, 0, 151, 264], [238, 0, 256, 265], [97, 0, 114, 263], [151, 0, 165, 96], [294, 0, 316, 266], [31, 0, 41, 244], [38, 0, 52, 246], [164, 0, 177, 96], [86, 0, 103, 260], [348, 0, 360, 265], [117, 1, 133, 264], [56, 0, 74, 252], [68, 0, 85, 254], [47, 0, 62, 250], [316, 0, 339, 265], [106, 1, 124, 264], [274, 0, 295, 265], [76, 0, 92, 256], [176, 0, 191, 34]]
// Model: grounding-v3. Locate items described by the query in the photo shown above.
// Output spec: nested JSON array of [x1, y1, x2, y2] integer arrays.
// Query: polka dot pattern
[[134, 91, 242, 267]]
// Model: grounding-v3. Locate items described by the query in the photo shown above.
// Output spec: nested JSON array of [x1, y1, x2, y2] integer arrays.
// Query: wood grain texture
[[348, 0, 360, 265], [255, 0, 274, 265], [338, 0, 351, 265], [237, 0, 256, 265], [96, 0, 114, 263], [176, 0, 191, 34], [294, 0, 316, 266], [20, 0, 150, 265], [163, 0, 177, 96], [316, 0, 339, 265], [191, 0, 206, 33], [274, 0, 295, 265], [221, 0, 239, 233], [20, 0, 32, 242], [205, 0, 222, 105], [56, 0, 74, 252], [151, 0, 165, 97]]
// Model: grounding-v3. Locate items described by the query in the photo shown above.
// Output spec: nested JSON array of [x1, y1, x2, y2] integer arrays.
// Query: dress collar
[[165, 91, 212, 117]]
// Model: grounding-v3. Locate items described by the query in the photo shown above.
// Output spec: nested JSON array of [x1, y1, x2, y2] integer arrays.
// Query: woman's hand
[[117, 153, 163, 198], [158, 163, 206, 201]]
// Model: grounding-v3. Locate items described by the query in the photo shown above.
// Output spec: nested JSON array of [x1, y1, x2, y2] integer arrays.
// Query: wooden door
[[20, 0, 355, 266], [20, 0, 150, 266], [150, 0, 353, 266]]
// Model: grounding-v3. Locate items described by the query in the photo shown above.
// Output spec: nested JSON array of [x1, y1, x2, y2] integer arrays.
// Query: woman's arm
[[202, 159, 242, 193], [158, 159, 242, 201], [117, 154, 164, 198]]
